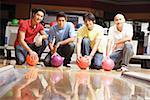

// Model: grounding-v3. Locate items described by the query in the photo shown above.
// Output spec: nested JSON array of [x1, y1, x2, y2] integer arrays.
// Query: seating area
[[129, 40, 150, 69]]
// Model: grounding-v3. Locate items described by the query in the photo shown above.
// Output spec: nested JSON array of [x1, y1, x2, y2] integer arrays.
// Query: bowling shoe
[[116, 65, 128, 72], [63, 64, 71, 67]]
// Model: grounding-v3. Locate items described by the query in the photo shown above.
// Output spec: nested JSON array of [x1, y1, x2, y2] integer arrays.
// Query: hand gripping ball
[[76, 56, 90, 69], [26, 54, 39, 66]]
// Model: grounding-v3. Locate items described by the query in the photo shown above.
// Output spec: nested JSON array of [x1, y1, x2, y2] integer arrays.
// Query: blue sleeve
[[68, 22, 76, 37], [47, 28, 54, 43]]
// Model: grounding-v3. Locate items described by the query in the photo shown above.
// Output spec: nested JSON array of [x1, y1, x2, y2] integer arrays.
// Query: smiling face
[[33, 11, 44, 24], [83, 12, 95, 30], [84, 19, 94, 30], [114, 14, 125, 30], [57, 17, 66, 29]]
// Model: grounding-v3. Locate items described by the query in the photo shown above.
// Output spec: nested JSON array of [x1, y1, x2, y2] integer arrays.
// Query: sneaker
[[116, 65, 128, 72], [63, 60, 71, 67], [63, 63, 71, 68]]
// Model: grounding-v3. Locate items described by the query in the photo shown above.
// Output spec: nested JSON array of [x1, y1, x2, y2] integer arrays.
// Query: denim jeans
[[44, 42, 75, 66], [110, 41, 134, 69], [81, 38, 103, 70], [15, 40, 48, 65]]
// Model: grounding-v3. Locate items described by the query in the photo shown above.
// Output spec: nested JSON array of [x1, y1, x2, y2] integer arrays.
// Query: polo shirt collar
[[29, 19, 38, 29], [28, 19, 32, 27]]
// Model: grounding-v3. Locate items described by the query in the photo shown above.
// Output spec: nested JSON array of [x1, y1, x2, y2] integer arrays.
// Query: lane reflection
[[1, 68, 150, 100]]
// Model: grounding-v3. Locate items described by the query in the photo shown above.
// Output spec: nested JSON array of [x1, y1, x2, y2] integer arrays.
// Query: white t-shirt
[[108, 23, 133, 50]]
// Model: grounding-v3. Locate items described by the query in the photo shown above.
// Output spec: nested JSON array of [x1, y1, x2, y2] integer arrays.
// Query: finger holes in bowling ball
[[51, 54, 64, 67], [76, 57, 90, 69], [26, 54, 39, 66]]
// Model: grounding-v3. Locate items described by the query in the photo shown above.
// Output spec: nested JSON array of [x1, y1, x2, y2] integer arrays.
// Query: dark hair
[[115, 11, 124, 16], [56, 12, 67, 20], [114, 11, 125, 18], [83, 12, 95, 22], [32, 8, 46, 17]]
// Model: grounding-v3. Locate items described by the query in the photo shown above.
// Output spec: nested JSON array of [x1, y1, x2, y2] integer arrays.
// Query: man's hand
[[29, 50, 38, 59], [84, 55, 92, 65], [35, 35, 43, 47], [114, 41, 124, 50], [55, 41, 62, 49], [77, 54, 82, 62], [51, 41, 62, 54], [76, 55, 91, 67]]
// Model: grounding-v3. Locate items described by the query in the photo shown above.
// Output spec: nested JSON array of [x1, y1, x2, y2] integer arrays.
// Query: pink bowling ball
[[51, 53, 64, 67], [102, 57, 114, 71]]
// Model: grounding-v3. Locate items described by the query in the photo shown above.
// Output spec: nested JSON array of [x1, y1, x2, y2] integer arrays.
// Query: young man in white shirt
[[106, 13, 134, 71]]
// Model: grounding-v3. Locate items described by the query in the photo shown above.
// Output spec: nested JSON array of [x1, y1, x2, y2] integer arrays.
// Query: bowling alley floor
[[0, 53, 149, 75], [0, 53, 150, 99]]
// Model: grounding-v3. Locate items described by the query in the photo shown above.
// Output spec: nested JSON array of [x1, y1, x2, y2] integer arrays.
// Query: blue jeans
[[81, 38, 103, 70], [110, 41, 134, 69], [15, 40, 48, 65], [44, 42, 75, 66]]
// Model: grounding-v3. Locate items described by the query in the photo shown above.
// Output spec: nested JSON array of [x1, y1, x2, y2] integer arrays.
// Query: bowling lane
[[0, 65, 150, 100]]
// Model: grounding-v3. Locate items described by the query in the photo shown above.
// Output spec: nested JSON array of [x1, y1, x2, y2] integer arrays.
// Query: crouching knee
[[16, 58, 25, 65]]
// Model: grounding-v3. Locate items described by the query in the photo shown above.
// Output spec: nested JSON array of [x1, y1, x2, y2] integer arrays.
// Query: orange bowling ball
[[76, 56, 90, 69], [26, 54, 39, 66]]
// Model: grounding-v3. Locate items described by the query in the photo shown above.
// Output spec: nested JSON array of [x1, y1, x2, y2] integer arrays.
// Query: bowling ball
[[76, 56, 90, 69], [11, 19, 19, 25], [26, 54, 39, 66], [102, 56, 114, 71], [51, 53, 64, 67], [49, 21, 56, 27]]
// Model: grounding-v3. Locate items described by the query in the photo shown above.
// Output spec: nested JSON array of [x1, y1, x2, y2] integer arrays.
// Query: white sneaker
[[117, 65, 128, 72], [120, 66, 128, 72]]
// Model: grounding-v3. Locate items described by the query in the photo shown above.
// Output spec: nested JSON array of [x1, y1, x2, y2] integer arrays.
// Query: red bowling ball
[[51, 53, 64, 67], [102, 57, 114, 71], [76, 56, 90, 69], [49, 21, 56, 27], [26, 54, 39, 66]]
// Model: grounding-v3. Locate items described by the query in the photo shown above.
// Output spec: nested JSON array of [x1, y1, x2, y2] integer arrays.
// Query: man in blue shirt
[[44, 12, 75, 67]]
